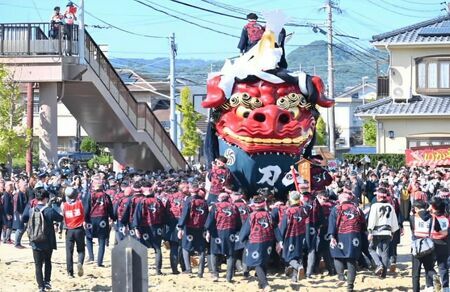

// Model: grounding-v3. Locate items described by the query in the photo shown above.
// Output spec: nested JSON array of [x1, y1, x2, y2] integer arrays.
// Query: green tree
[[363, 118, 377, 146], [315, 116, 327, 145], [80, 136, 99, 153], [178, 87, 202, 157], [0, 66, 29, 170]]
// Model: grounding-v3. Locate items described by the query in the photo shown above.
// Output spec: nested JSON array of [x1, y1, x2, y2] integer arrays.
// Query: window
[[416, 56, 450, 95], [440, 62, 450, 88]]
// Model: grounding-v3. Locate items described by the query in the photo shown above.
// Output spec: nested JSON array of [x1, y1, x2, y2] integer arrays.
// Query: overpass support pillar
[[39, 83, 58, 167]]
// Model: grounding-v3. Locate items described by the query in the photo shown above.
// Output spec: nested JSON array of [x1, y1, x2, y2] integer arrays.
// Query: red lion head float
[[202, 71, 334, 156]]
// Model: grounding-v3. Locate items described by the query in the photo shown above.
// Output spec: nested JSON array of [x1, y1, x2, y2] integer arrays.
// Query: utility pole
[[326, 0, 339, 157], [26, 83, 34, 176], [78, 0, 85, 64], [169, 33, 177, 146]]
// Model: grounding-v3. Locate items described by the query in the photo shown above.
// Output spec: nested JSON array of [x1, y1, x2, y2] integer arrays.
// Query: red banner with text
[[405, 146, 450, 167]]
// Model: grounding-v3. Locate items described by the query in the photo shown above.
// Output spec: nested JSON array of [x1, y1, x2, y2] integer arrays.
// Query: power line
[[378, 0, 441, 13], [167, 0, 318, 28], [81, 7, 168, 39], [31, 0, 44, 22], [366, 0, 435, 18], [109, 50, 237, 55], [334, 27, 388, 61], [198, 0, 324, 22], [133, 0, 240, 38], [168, 0, 247, 21], [142, 0, 240, 30], [397, 0, 442, 6], [332, 44, 378, 70]]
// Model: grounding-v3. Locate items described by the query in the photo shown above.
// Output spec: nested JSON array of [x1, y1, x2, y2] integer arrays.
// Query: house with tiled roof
[[355, 15, 450, 154], [334, 82, 376, 148]]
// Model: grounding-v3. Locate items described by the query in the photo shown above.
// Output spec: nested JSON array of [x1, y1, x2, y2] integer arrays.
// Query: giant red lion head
[[202, 71, 334, 156]]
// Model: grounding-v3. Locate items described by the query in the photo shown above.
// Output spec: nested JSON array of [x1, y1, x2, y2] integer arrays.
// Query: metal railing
[[0, 22, 78, 55], [84, 31, 187, 169]]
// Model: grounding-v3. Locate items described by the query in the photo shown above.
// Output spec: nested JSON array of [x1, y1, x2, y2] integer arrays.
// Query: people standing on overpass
[[50, 6, 64, 39], [63, 1, 77, 56]]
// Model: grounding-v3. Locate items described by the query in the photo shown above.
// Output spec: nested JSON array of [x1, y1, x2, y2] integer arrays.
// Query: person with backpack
[[237, 13, 265, 54], [165, 182, 189, 274], [410, 200, 438, 292], [328, 192, 366, 292], [205, 192, 241, 282], [61, 187, 86, 278], [85, 179, 114, 267], [132, 187, 166, 275], [177, 182, 209, 278], [113, 186, 133, 243], [367, 187, 399, 278], [279, 191, 310, 283], [13, 180, 29, 248], [239, 195, 281, 292], [22, 189, 63, 292]]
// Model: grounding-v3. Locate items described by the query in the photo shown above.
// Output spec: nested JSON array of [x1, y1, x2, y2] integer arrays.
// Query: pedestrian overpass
[[0, 22, 187, 170]]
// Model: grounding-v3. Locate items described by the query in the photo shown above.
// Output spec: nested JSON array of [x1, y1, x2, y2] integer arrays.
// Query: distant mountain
[[111, 40, 387, 94], [111, 57, 223, 85], [287, 40, 388, 93]]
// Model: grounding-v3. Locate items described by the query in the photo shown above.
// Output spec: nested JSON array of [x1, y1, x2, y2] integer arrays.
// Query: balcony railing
[[0, 22, 78, 55]]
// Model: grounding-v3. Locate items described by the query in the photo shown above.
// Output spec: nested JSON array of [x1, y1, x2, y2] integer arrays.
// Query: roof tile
[[372, 15, 450, 44], [355, 96, 450, 116]]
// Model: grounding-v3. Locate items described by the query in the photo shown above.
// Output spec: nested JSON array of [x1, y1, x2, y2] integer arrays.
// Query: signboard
[[405, 145, 450, 167], [297, 158, 311, 191]]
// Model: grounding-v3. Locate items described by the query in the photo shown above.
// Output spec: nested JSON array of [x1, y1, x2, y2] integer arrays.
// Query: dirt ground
[[0, 225, 417, 291]]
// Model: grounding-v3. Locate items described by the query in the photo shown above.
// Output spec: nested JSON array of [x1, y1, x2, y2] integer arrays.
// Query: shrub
[[87, 154, 112, 169], [342, 153, 405, 169]]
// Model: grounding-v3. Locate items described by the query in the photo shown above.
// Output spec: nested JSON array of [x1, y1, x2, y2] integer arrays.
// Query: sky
[[0, 0, 447, 60]]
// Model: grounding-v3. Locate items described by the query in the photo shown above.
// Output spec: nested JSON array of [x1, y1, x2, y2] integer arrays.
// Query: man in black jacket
[[22, 189, 63, 292]]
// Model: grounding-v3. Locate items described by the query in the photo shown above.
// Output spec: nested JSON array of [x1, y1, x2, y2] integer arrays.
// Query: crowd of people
[[0, 157, 449, 292]]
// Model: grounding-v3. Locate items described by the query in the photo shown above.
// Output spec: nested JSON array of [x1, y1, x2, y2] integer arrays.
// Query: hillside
[[111, 40, 387, 94], [286, 40, 388, 93]]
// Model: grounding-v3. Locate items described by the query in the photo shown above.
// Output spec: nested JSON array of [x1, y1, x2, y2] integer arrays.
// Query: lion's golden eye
[[289, 107, 300, 119], [241, 92, 251, 100], [229, 95, 240, 107], [236, 105, 252, 119], [276, 97, 289, 109], [250, 98, 263, 109], [288, 93, 299, 101]]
